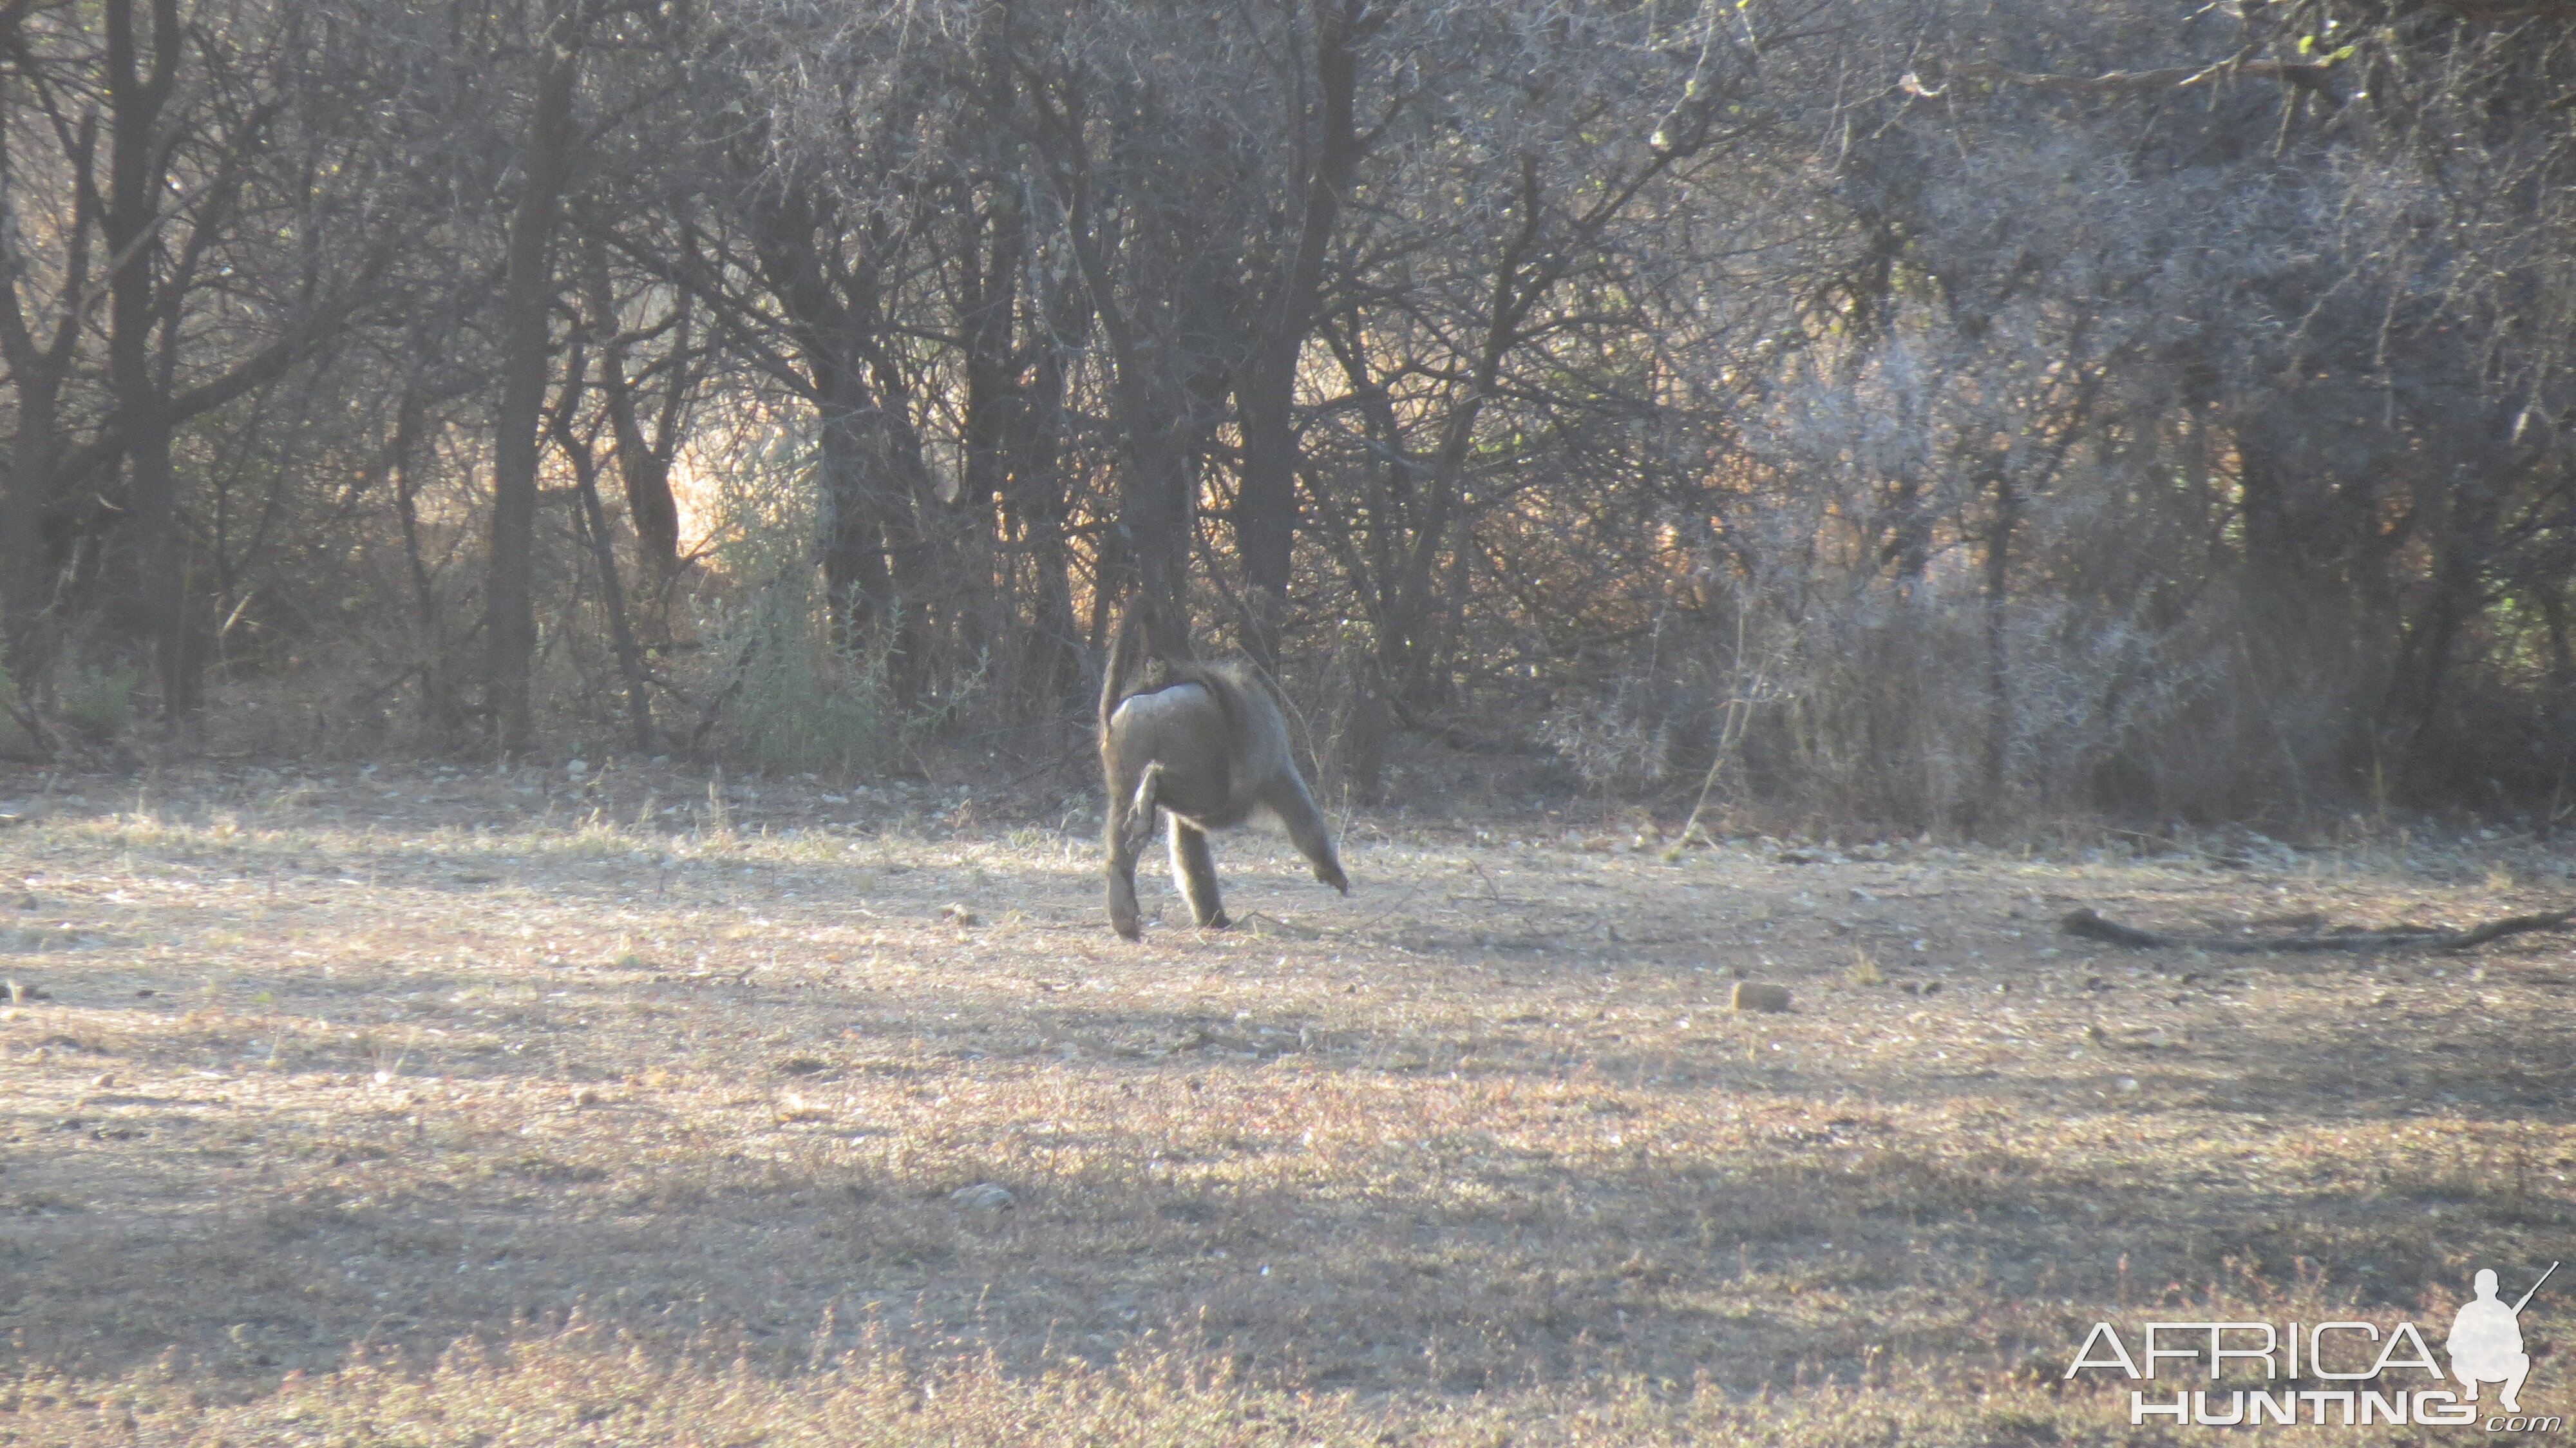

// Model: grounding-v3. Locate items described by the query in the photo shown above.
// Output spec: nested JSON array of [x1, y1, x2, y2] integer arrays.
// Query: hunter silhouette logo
[[2451, 1262, 2554, 1416], [2065, 1261, 2560, 1430]]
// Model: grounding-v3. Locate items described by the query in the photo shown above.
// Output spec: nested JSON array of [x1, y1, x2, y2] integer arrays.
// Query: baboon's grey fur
[[1098, 609, 1347, 939]]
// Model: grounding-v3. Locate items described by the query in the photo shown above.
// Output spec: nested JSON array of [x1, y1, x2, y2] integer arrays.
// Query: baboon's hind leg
[[1171, 820, 1230, 928], [1104, 766, 1156, 940], [1268, 776, 1349, 893], [1104, 823, 1143, 940]]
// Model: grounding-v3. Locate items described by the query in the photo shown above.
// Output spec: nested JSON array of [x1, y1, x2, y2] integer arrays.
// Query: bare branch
[[1911, 57, 2336, 98]]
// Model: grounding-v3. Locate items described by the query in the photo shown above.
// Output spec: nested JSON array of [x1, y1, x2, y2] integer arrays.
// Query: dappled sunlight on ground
[[1, 763, 2571, 1442]]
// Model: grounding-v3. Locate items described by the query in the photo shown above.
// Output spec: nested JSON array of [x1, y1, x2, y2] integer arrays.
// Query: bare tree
[[480, 0, 585, 751]]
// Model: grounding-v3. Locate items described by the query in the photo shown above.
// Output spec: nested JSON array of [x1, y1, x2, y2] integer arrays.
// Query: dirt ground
[[0, 758, 2570, 1444]]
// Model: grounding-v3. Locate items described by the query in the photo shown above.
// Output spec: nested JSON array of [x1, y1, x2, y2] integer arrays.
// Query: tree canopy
[[3, 0, 2570, 829]]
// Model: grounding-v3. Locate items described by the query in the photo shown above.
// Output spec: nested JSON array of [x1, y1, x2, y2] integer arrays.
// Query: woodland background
[[6, 0, 2573, 832]]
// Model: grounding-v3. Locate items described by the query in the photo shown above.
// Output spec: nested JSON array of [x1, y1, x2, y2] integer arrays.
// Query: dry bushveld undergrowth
[[1, 760, 2571, 1445]]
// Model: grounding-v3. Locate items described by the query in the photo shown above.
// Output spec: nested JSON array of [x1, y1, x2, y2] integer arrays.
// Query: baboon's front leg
[[1267, 777, 1349, 894], [1171, 819, 1230, 928]]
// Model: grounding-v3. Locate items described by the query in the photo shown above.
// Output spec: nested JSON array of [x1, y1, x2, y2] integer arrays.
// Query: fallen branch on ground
[[2060, 906, 2576, 954], [1233, 910, 1324, 940]]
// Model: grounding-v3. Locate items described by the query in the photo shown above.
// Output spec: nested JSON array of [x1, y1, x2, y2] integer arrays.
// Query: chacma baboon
[[1099, 608, 1347, 940]]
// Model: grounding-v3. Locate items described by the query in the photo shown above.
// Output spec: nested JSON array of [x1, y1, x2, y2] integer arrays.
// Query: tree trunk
[[482, 2, 582, 752], [859, 331, 942, 707], [2396, 453, 2503, 776], [1, 371, 68, 676], [579, 235, 687, 582], [1036, 92, 1200, 662], [813, 346, 897, 649], [1231, 0, 1374, 669], [0, 102, 92, 671], [1070, 265, 1196, 661], [551, 342, 656, 754], [101, 0, 184, 712], [1006, 261, 1091, 715], [1120, 419, 1196, 659], [1980, 471, 2017, 826]]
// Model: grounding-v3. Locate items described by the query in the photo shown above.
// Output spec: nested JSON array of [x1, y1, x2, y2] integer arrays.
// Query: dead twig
[[1232, 910, 1323, 940], [2060, 906, 2576, 954], [1934, 57, 2336, 97]]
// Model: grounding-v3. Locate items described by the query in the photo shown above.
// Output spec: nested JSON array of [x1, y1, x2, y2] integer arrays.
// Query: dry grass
[[0, 761, 2571, 1443]]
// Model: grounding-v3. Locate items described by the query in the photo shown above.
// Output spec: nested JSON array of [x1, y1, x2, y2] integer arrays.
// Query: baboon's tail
[[1125, 761, 1165, 852], [1100, 601, 1146, 735]]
